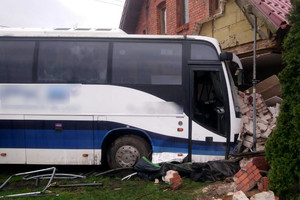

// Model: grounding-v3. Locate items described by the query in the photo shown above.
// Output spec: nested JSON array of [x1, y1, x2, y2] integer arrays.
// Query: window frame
[[210, 0, 220, 15], [177, 0, 189, 27], [157, 2, 167, 34]]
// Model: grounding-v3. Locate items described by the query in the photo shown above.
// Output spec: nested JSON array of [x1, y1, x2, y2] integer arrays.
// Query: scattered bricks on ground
[[234, 161, 262, 193]]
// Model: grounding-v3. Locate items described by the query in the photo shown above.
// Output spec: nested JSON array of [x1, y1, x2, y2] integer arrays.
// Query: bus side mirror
[[220, 52, 244, 86], [220, 52, 243, 70], [220, 52, 233, 61]]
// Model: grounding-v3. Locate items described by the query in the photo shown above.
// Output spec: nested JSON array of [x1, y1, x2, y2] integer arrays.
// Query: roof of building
[[250, 0, 291, 29], [119, 0, 144, 34]]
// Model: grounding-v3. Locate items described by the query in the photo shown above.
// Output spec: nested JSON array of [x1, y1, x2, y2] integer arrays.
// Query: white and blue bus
[[0, 28, 242, 168]]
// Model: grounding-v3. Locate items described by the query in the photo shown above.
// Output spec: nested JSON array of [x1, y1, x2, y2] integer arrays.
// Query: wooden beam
[[224, 39, 279, 58]]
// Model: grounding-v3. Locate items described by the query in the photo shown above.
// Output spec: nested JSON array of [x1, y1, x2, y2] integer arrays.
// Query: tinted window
[[38, 41, 108, 83], [112, 42, 182, 85], [0, 41, 35, 83], [191, 44, 219, 60]]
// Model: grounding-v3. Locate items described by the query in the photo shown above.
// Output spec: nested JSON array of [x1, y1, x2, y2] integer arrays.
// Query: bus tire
[[107, 135, 151, 169]]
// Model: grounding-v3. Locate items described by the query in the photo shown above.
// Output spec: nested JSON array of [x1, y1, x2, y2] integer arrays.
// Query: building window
[[177, 0, 189, 27], [210, 0, 220, 15], [158, 2, 167, 34]]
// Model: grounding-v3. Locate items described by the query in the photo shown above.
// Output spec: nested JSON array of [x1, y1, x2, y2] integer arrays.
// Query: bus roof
[[0, 27, 221, 52]]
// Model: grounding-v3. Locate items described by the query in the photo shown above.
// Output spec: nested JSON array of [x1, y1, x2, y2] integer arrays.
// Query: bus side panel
[[0, 119, 26, 164], [24, 116, 95, 165]]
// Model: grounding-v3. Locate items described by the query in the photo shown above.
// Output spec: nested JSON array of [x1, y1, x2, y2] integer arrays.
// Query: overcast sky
[[0, 0, 125, 28]]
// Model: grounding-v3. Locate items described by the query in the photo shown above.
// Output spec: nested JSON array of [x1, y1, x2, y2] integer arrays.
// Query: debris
[[23, 173, 86, 181], [249, 191, 275, 200], [56, 183, 103, 188], [121, 172, 138, 181], [191, 159, 240, 182], [237, 89, 280, 153], [265, 96, 282, 107], [94, 167, 133, 177], [133, 157, 240, 183], [234, 162, 262, 193], [252, 157, 269, 171], [257, 177, 269, 192], [232, 191, 249, 200], [0, 167, 57, 199], [162, 170, 183, 190], [247, 75, 281, 101], [154, 178, 159, 184], [215, 182, 235, 196], [162, 170, 178, 184]]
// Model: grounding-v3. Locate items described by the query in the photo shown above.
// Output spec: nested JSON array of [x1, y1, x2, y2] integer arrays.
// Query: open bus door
[[188, 67, 230, 162]]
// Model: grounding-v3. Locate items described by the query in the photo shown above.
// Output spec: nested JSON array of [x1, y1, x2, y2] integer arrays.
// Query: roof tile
[[250, 0, 291, 29]]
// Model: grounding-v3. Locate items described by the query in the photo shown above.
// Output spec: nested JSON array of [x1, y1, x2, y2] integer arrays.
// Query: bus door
[[188, 68, 230, 162]]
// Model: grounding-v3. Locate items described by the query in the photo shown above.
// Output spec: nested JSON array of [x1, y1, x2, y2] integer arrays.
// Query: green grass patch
[[0, 174, 208, 200]]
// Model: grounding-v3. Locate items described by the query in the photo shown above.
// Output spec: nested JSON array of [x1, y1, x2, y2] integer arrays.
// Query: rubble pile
[[236, 75, 282, 152], [237, 90, 280, 152]]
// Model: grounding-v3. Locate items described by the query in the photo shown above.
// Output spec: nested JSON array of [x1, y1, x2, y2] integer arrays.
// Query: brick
[[236, 173, 247, 184], [170, 176, 181, 183], [253, 168, 260, 175], [242, 177, 249, 185], [241, 184, 250, 192], [248, 165, 257, 174], [235, 170, 244, 178], [248, 173, 255, 180], [134, 0, 211, 35], [244, 161, 253, 170], [258, 182, 264, 191], [253, 157, 270, 171], [248, 179, 256, 188], [262, 177, 269, 190], [254, 173, 262, 182], [236, 183, 243, 191], [170, 178, 183, 190]]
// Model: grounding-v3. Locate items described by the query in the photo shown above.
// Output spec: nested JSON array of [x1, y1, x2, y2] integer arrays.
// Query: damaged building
[[119, 0, 291, 84]]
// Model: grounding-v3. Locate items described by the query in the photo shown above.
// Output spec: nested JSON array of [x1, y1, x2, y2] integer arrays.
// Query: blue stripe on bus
[[0, 120, 227, 156]]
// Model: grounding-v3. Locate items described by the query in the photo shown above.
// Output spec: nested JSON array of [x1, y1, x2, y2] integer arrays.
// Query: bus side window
[[112, 42, 182, 85], [0, 41, 35, 83], [37, 41, 109, 84]]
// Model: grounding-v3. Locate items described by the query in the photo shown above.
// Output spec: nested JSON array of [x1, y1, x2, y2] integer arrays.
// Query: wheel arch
[[100, 128, 153, 165]]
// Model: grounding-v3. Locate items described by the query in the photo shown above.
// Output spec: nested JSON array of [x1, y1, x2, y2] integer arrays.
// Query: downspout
[[213, 0, 227, 19]]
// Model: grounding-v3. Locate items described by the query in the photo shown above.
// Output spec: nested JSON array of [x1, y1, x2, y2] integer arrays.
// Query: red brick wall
[[135, 0, 211, 35]]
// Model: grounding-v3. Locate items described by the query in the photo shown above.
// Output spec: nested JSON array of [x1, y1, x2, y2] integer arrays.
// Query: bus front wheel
[[107, 135, 151, 169]]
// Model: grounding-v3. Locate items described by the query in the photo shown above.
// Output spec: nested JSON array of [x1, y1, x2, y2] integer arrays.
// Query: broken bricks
[[237, 89, 280, 152], [234, 161, 262, 193], [162, 170, 183, 190]]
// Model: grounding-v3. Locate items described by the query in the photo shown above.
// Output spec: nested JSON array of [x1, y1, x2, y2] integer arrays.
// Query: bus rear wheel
[[107, 135, 151, 169]]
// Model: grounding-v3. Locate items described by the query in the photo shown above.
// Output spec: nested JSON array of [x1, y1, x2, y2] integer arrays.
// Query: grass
[[0, 166, 208, 200]]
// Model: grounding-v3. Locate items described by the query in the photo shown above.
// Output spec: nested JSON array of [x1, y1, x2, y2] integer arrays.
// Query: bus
[[0, 28, 242, 168]]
